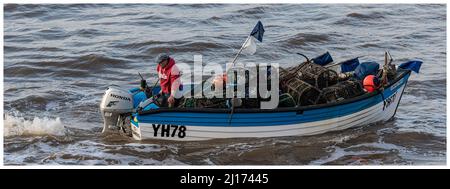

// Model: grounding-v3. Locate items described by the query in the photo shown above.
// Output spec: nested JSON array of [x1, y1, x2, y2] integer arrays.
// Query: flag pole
[[228, 21, 263, 124], [231, 36, 250, 66], [228, 36, 250, 125]]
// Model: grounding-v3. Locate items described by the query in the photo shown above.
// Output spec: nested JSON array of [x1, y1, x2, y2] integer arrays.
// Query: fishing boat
[[99, 21, 424, 141], [99, 52, 422, 141]]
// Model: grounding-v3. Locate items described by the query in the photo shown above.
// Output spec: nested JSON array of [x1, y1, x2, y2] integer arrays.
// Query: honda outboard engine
[[100, 86, 134, 133]]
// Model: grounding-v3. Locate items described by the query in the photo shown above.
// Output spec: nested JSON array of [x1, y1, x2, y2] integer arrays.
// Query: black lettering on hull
[[152, 124, 186, 138]]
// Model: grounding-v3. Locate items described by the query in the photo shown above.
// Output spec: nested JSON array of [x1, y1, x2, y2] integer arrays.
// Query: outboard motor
[[100, 86, 134, 133]]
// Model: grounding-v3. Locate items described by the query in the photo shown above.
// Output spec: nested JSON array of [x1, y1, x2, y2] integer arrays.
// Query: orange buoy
[[213, 73, 228, 89], [363, 75, 380, 92], [222, 73, 227, 82]]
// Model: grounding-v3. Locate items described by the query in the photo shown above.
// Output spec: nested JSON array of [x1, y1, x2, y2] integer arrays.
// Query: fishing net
[[317, 79, 365, 104], [241, 98, 261, 108], [280, 61, 339, 90], [385, 64, 397, 81], [296, 62, 339, 89], [179, 58, 369, 109], [180, 97, 261, 109], [180, 97, 228, 108], [278, 93, 297, 107]]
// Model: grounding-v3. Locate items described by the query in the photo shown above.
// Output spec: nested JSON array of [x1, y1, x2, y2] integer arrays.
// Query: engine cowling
[[100, 86, 133, 133]]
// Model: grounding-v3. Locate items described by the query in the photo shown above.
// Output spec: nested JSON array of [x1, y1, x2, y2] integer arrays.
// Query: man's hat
[[155, 53, 170, 64]]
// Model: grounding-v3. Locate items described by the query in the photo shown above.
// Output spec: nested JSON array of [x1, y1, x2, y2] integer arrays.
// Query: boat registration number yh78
[[152, 124, 186, 138]]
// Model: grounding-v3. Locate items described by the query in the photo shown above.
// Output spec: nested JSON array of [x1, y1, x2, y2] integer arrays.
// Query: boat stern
[[130, 114, 142, 140]]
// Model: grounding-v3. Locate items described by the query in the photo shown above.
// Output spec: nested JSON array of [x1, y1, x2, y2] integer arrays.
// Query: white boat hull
[[131, 82, 406, 141]]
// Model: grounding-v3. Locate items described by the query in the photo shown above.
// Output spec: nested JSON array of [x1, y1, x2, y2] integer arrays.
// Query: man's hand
[[168, 95, 175, 106]]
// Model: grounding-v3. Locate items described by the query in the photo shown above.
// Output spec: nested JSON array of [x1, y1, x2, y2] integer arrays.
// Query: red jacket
[[157, 57, 181, 95]]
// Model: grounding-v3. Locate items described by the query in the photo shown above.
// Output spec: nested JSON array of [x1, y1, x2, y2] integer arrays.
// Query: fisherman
[[155, 53, 182, 107]]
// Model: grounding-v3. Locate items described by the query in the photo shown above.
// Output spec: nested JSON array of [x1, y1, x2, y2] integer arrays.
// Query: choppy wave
[[236, 6, 267, 15], [334, 12, 387, 26], [282, 33, 330, 47], [5, 54, 128, 78], [4, 113, 66, 137], [346, 12, 386, 20], [114, 40, 169, 49]]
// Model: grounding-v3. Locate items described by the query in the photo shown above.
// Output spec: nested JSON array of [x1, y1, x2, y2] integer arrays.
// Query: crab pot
[[317, 80, 365, 104], [296, 62, 339, 89], [284, 77, 321, 106]]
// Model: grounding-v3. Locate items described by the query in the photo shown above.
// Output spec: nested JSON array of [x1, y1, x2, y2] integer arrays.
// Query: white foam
[[309, 146, 389, 165], [3, 114, 66, 137]]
